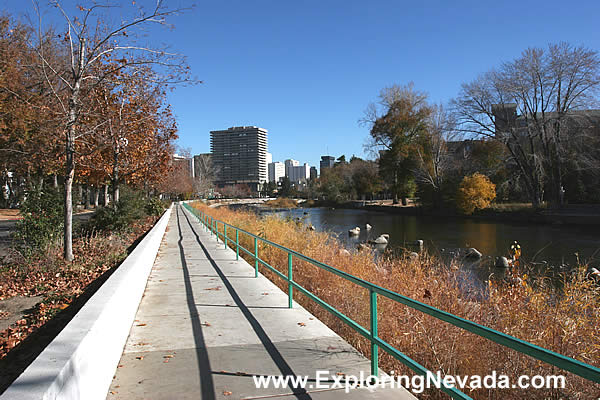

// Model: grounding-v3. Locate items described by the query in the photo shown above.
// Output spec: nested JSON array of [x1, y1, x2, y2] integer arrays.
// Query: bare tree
[[453, 43, 600, 208], [30, 1, 194, 260], [413, 103, 457, 206], [193, 154, 218, 198]]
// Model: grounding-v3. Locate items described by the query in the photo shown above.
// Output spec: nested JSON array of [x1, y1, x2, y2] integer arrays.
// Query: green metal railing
[[182, 203, 600, 399]]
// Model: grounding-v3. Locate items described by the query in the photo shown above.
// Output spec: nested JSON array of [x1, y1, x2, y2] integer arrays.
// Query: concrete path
[[107, 204, 415, 400]]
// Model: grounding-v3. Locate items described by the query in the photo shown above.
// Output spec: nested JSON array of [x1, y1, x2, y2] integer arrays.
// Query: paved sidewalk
[[107, 204, 415, 399]]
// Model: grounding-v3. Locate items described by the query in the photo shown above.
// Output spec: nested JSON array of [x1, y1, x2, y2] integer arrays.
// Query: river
[[261, 207, 599, 287]]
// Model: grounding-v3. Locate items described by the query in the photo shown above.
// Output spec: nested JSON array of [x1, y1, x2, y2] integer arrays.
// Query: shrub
[[145, 197, 167, 216], [92, 187, 147, 231], [15, 188, 64, 253], [456, 173, 496, 214]]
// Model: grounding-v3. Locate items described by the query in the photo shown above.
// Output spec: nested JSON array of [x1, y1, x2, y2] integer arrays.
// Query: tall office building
[[309, 166, 318, 180], [268, 162, 285, 183], [210, 126, 268, 191], [320, 155, 335, 171], [288, 163, 310, 183], [284, 159, 299, 178]]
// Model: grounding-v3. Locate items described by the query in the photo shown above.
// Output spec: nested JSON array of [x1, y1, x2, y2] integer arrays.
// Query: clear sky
[[4, 0, 600, 170]]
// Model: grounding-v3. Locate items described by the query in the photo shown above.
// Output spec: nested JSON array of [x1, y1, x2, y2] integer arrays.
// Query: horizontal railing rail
[[182, 202, 600, 399]]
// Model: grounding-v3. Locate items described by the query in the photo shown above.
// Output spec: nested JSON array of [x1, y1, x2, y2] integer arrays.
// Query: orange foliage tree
[[456, 172, 496, 214]]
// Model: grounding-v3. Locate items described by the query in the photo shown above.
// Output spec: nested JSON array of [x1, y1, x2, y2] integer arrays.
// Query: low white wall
[[1, 205, 173, 400]]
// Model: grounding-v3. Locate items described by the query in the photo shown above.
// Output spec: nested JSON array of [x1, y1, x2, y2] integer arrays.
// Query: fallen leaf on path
[[297, 322, 306, 327], [135, 356, 144, 360], [136, 323, 147, 327], [201, 322, 211, 326], [163, 355, 174, 358], [205, 286, 222, 291], [223, 391, 232, 396]]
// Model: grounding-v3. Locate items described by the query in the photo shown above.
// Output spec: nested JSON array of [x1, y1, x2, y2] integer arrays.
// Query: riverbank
[[191, 201, 600, 399], [305, 200, 600, 226]]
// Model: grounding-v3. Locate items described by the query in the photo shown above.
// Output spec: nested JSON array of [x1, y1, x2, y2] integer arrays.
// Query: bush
[[92, 187, 147, 231], [92, 187, 166, 231], [456, 173, 496, 214], [145, 197, 167, 216], [15, 188, 64, 253]]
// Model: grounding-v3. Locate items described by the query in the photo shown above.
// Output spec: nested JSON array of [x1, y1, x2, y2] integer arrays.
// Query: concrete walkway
[[107, 204, 415, 400]]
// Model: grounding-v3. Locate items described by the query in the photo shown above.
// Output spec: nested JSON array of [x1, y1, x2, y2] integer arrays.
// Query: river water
[[261, 207, 599, 287]]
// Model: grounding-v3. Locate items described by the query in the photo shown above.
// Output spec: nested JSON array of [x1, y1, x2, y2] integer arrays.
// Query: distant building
[[284, 159, 299, 178], [288, 163, 310, 184], [210, 126, 268, 191], [320, 155, 335, 171], [309, 166, 318, 180], [268, 161, 285, 183], [172, 154, 194, 177]]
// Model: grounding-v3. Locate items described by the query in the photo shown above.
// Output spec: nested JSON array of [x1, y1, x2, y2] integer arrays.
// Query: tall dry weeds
[[192, 202, 600, 399]]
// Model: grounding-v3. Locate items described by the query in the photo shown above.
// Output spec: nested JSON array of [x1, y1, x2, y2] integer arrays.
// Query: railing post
[[224, 225, 228, 249], [235, 229, 239, 260], [370, 289, 379, 377], [215, 221, 219, 243], [288, 253, 293, 308], [254, 237, 258, 278]]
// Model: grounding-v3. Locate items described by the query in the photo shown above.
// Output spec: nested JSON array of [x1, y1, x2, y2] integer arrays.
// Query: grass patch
[[264, 197, 298, 208], [191, 201, 600, 399]]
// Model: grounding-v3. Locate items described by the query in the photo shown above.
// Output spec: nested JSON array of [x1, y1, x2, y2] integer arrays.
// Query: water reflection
[[262, 207, 600, 284]]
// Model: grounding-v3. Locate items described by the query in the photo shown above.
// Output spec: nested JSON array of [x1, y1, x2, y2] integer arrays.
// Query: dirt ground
[[0, 296, 43, 332]]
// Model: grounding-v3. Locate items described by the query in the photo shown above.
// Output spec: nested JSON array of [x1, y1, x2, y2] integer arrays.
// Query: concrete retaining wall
[[1, 205, 173, 400]]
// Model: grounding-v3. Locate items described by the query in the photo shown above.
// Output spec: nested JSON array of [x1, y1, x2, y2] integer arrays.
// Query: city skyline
[[3, 0, 600, 169]]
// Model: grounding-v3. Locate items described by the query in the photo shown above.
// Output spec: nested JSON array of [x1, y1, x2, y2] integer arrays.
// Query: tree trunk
[[64, 66, 82, 262], [93, 186, 99, 207], [103, 184, 110, 207], [38, 176, 44, 190], [84, 185, 90, 209], [78, 184, 83, 207], [64, 129, 75, 261], [53, 174, 58, 188], [113, 152, 120, 204]]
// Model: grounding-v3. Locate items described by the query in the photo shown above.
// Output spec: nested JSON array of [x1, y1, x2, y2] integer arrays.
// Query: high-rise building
[[288, 163, 310, 183], [284, 159, 299, 178], [210, 126, 268, 191], [268, 162, 285, 183], [309, 166, 318, 180], [320, 155, 335, 171]]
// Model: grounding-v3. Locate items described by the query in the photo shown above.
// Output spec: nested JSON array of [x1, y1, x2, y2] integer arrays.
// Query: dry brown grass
[[264, 197, 298, 208], [191, 202, 600, 399]]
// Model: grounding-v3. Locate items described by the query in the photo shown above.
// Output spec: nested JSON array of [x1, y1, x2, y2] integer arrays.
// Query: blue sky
[[4, 0, 600, 169]]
